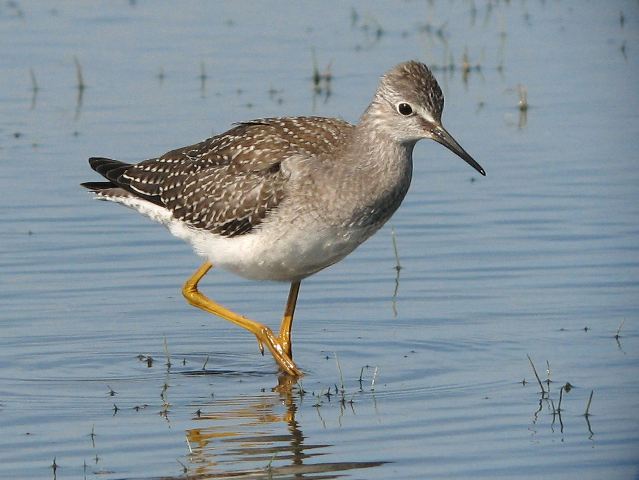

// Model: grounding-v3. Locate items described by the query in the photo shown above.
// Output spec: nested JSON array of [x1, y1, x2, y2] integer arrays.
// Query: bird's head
[[366, 60, 485, 176]]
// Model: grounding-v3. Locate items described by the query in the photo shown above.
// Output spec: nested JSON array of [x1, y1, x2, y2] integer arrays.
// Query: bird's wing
[[119, 117, 352, 237]]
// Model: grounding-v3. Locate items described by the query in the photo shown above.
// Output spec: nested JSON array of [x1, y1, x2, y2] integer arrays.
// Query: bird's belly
[[174, 219, 376, 282]]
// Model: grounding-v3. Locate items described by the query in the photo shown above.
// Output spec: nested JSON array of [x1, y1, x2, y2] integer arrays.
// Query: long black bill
[[432, 125, 485, 176]]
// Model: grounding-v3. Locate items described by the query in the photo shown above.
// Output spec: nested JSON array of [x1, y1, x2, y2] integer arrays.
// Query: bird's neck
[[330, 114, 415, 229], [353, 109, 417, 171]]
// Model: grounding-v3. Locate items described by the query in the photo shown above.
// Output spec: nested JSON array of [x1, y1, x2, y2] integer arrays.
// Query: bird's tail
[[81, 157, 134, 198]]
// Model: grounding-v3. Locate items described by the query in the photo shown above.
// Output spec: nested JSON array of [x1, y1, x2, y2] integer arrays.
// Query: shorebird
[[82, 60, 485, 376]]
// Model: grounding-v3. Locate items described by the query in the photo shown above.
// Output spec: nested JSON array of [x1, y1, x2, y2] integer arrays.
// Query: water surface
[[1, 1, 638, 479]]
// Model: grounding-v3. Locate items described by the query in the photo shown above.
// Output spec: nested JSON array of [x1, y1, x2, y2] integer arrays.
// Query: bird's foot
[[254, 326, 302, 377]]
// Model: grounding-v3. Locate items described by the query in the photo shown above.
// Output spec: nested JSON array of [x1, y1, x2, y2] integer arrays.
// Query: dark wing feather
[[84, 157, 164, 206], [87, 117, 352, 237]]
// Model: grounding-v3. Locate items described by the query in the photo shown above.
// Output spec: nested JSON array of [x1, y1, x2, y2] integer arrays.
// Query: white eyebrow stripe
[[418, 108, 436, 123]]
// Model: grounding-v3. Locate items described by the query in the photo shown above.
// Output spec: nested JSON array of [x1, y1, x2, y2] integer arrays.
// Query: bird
[[82, 60, 485, 377]]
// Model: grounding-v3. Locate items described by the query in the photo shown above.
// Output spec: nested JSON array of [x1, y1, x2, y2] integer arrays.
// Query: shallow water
[[1, 1, 638, 479]]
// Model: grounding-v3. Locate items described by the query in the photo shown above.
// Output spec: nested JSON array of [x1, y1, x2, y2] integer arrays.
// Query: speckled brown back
[[117, 117, 353, 236]]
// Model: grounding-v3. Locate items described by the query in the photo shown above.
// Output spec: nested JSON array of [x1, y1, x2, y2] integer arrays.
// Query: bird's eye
[[397, 102, 413, 116]]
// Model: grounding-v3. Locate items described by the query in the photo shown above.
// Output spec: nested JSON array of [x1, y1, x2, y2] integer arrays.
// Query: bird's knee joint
[[182, 283, 199, 302]]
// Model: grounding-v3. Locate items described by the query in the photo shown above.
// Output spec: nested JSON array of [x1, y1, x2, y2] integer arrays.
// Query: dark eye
[[397, 102, 413, 116]]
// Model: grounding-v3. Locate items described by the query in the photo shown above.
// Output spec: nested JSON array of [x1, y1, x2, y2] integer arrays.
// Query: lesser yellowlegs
[[82, 61, 485, 376]]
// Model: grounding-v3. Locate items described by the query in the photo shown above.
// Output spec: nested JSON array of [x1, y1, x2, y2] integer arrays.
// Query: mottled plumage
[[87, 117, 352, 238]]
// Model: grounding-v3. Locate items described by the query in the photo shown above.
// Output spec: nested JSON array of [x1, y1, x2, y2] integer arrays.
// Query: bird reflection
[[183, 374, 384, 478]]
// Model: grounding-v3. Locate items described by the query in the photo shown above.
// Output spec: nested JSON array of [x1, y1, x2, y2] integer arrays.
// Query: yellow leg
[[278, 281, 301, 359], [182, 262, 302, 377]]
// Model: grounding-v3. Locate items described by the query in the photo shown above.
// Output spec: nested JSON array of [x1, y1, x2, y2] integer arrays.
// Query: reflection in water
[[73, 56, 86, 121], [29, 68, 39, 110], [390, 227, 402, 318], [517, 84, 528, 129], [199, 62, 208, 99], [310, 48, 332, 111], [183, 375, 384, 479], [529, 382, 597, 445]]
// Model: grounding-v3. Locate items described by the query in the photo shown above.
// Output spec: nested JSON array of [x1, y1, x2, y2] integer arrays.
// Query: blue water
[[1, 1, 638, 479]]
